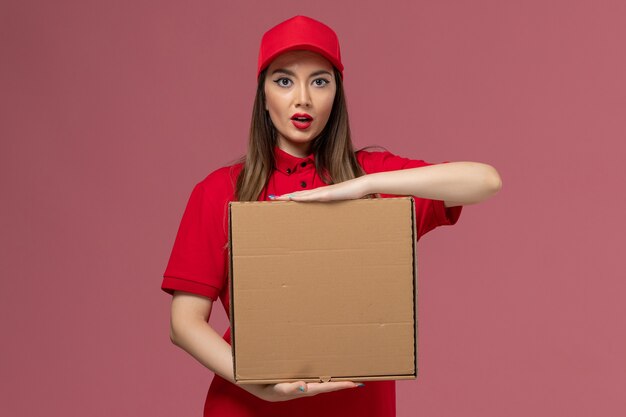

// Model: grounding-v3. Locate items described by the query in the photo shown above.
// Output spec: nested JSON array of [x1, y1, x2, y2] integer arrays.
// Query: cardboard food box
[[228, 197, 418, 384]]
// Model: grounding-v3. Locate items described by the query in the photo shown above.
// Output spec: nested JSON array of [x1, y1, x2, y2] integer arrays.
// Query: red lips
[[291, 113, 313, 130], [291, 112, 313, 121]]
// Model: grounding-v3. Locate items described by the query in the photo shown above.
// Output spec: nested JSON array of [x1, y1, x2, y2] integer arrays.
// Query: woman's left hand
[[269, 177, 369, 202]]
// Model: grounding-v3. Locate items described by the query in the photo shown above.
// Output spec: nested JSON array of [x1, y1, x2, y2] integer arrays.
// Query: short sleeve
[[161, 173, 231, 300], [356, 150, 463, 240]]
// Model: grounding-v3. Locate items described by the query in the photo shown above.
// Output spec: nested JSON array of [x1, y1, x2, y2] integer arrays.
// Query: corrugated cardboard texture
[[229, 197, 417, 384]]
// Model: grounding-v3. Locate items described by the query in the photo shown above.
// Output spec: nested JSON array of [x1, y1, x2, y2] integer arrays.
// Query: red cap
[[257, 15, 344, 80]]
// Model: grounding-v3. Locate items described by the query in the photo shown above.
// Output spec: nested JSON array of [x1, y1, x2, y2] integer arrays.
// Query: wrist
[[240, 384, 268, 400]]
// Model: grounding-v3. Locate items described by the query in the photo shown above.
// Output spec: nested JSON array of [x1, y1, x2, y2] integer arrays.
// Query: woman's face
[[264, 50, 337, 156]]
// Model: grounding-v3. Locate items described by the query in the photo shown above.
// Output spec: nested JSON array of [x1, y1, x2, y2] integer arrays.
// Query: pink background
[[2, 1, 625, 416]]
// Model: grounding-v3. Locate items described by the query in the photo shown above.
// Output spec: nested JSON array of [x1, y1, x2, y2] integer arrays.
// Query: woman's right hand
[[169, 292, 364, 402], [242, 380, 363, 402]]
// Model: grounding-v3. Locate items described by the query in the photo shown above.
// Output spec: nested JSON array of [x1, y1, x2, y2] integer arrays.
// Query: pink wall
[[2, 1, 625, 416]]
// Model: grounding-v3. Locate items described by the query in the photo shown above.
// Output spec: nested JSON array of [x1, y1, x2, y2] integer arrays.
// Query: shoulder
[[356, 146, 430, 174], [194, 161, 244, 200]]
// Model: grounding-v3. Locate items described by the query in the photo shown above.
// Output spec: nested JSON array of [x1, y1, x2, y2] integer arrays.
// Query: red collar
[[273, 145, 315, 174]]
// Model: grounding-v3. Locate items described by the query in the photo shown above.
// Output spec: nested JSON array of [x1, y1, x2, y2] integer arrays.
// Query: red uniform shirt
[[162, 145, 462, 417]]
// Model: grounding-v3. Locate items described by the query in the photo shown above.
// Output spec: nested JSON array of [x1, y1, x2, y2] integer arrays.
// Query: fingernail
[[298, 386, 305, 392], [356, 383, 365, 388]]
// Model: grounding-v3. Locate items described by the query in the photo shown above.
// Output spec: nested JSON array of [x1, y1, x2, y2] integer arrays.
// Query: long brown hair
[[234, 66, 384, 201]]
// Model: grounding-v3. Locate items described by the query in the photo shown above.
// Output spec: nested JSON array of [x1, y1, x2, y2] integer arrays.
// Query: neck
[[276, 139, 312, 158]]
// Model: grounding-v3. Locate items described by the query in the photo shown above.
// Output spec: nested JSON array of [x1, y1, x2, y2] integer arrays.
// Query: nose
[[295, 82, 312, 108]]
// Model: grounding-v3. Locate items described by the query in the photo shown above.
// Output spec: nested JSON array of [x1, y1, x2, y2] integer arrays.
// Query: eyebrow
[[271, 68, 333, 78]]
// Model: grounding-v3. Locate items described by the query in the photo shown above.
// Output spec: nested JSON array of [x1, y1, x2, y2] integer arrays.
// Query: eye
[[274, 77, 292, 87], [313, 78, 330, 87]]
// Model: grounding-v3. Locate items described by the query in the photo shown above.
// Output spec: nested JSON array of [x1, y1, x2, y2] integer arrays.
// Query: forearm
[[362, 162, 502, 205], [171, 321, 360, 402], [171, 320, 236, 384]]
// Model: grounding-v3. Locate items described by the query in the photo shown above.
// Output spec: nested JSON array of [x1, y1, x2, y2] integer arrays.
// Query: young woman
[[161, 15, 502, 417]]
